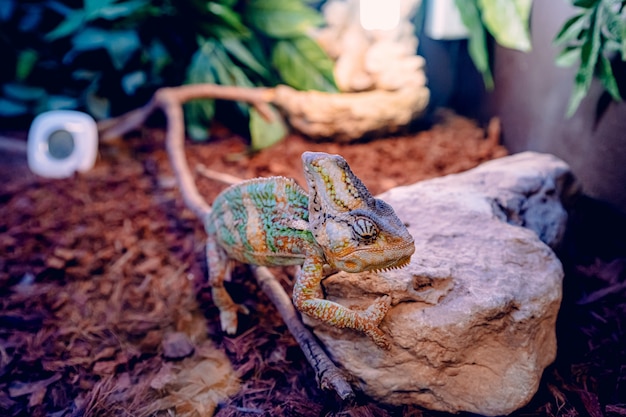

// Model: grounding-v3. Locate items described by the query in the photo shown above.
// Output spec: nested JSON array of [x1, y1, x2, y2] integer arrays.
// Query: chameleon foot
[[219, 304, 250, 335], [359, 295, 392, 349]]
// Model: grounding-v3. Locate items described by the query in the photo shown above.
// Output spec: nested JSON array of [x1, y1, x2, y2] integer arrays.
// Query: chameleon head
[[302, 151, 415, 273]]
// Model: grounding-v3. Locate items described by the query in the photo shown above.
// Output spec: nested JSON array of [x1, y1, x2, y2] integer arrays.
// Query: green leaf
[[211, 44, 255, 88], [185, 42, 218, 140], [45, 10, 86, 41], [46, 95, 79, 110], [244, 0, 324, 38], [16, 49, 38, 81], [454, 0, 494, 89], [566, 72, 590, 117], [554, 12, 588, 45], [601, 4, 624, 41], [577, 5, 603, 90], [249, 104, 287, 150], [477, 0, 532, 51], [209, 44, 254, 115], [0, 98, 28, 116], [3, 83, 45, 101], [272, 36, 338, 91], [573, 0, 598, 8], [84, 0, 116, 17], [207, 2, 249, 35], [555, 46, 580, 67], [121, 71, 146, 95], [597, 55, 622, 101], [222, 38, 270, 79], [68, 28, 141, 69], [90, 0, 149, 21]]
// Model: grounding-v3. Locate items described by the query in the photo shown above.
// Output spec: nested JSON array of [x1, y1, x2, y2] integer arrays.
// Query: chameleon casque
[[206, 151, 415, 349]]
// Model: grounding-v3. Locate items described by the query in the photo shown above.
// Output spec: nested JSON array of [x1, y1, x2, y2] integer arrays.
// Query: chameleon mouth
[[369, 255, 412, 273], [333, 242, 414, 272]]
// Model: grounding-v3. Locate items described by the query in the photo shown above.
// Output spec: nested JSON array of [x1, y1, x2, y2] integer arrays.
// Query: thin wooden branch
[[252, 266, 354, 400], [97, 84, 276, 141], [196, 164, 243, 186], [98, 83, 354, 399]]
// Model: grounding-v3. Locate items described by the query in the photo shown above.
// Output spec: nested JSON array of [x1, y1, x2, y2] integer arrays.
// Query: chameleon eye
[[352, 217, 379, 243]]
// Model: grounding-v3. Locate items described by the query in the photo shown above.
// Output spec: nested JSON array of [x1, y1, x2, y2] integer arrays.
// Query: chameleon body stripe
[[208, 177, 317, 266]]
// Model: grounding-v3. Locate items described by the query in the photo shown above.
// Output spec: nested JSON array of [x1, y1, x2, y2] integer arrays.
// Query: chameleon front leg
[[292, 255, 392, 349], [206, 236, 249, 334]]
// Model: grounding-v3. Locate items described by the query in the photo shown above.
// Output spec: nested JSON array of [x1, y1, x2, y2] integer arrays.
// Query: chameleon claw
[[220, 310, 238, 335], [363, 295, 391, 324], [237, 303, 250, 315], [219, 303, 249, 335], [359, 296, 392, 349]]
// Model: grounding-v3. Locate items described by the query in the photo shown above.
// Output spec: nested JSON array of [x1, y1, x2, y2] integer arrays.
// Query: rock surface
[[307, 152, 577, 416]]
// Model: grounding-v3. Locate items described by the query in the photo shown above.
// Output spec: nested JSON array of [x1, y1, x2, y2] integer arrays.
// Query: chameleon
[[205, 151, 415, 349]]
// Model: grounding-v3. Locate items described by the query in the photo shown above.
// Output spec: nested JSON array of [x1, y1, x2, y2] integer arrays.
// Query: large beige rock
[[307, 152, 576, 416]]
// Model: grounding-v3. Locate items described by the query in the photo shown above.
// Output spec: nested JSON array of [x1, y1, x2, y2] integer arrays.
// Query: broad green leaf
[[90, 0, 149, 21], [554, 13, 588, 45], [245, 0, 324, 38], [185, 42, 218, 140], [249, 105, 287, 150], [573, 0, 598, 8], [272, 36, 337, 92], [46, 95, 79, 110], [211, 44, 255, 88], [597, 55, 622, 101], [3, 83, 45, 101], [207, 2, 248, 35], [121, 71, 146, 95], [45, 10, 85, 40], [513, 0, 532, 23], [84, 0, 116, 17], [477, 0, 532, 51], [222, 38, 270, 79], [69, 28, 140, 69], [0, 98, 28, 116], [454, 0, 494, 89], [16, 49, 38, 81], [210, 45, 254, 115], [555, 46, 580, 67]]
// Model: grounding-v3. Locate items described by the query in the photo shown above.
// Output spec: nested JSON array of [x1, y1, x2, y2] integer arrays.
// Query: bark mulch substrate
[[1, 112, 625, 417]]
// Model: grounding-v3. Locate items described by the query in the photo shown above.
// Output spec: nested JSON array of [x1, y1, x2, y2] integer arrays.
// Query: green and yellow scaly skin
[[206, 152, 415, 349]]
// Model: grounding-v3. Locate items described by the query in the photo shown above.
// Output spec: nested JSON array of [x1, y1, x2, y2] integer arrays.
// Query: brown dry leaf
[[143, 341, 240, 416], [8, 374, 61, 398]]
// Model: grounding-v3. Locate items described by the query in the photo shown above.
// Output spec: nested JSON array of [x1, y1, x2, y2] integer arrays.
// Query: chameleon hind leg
[[206, 236, 249, 334], [292, 255, 392, 349]]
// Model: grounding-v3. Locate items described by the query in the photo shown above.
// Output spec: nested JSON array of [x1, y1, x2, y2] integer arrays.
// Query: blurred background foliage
[[0, 0, 336, 144]]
